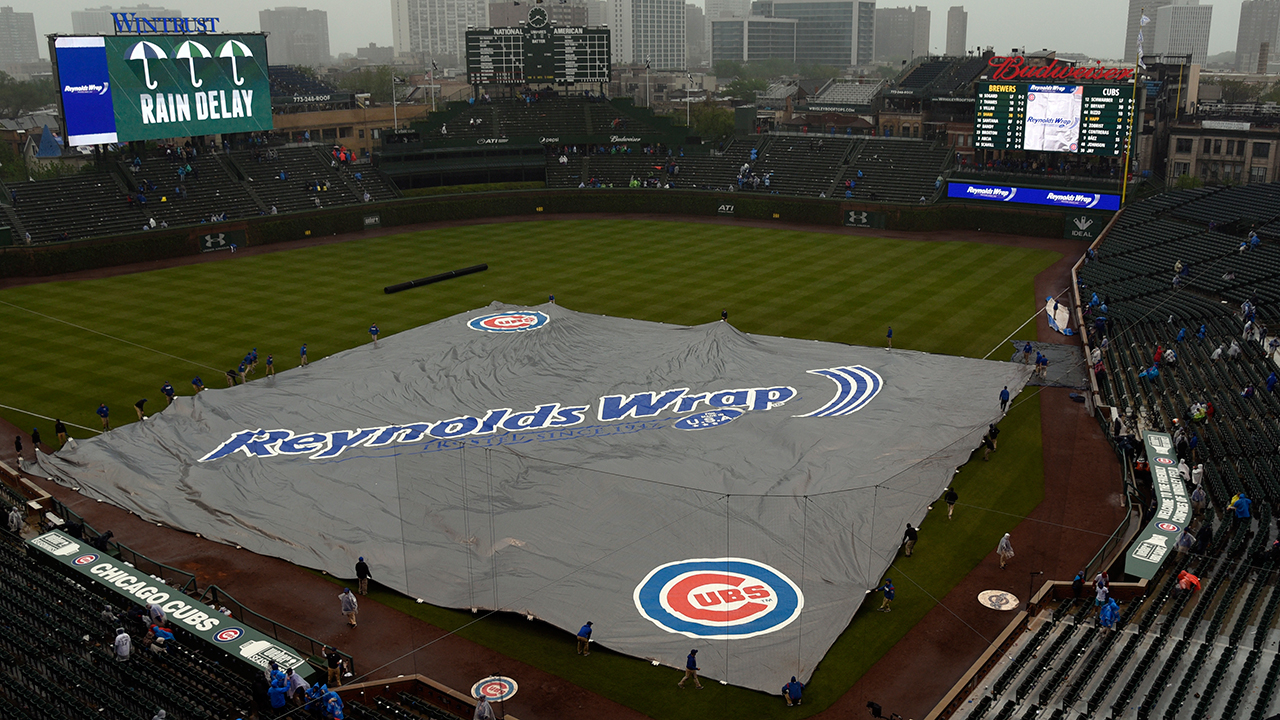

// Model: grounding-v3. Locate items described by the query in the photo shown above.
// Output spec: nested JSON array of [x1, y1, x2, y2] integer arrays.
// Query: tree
[[1217, 79, 1261, 104], [723, 78, 767, 103], [689, 103, 733, 139], [0, 72, 58, 118], [1173, 173, 1203, 190], [336, 66, 395, 102]]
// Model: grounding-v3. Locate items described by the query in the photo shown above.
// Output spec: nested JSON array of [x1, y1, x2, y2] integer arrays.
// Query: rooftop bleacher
[[269, 65, 339, 98], [811, 80, 884, 106], [897, 59, 953, 90]]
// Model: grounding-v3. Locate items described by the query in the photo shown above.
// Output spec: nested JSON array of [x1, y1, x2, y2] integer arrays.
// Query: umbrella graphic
[[174, 40, 211, 88], [216, 39, 253, 86], [126, 40, 167, 90]]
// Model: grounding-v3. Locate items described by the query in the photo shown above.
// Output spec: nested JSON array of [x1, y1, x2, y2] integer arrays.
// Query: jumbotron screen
[[466, 26, 611, 85], [974, 82, 1132, 156], [52, 34, 273, 146]]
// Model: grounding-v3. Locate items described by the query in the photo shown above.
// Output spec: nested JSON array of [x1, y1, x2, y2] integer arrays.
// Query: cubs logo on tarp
[[213, 627, 245, 643], [1157, 522, 1179, 533], [634, 557, 803, 639], [673, 408, 742, 430], [74, 553, 99, 565], [467, 311, 550, 333]]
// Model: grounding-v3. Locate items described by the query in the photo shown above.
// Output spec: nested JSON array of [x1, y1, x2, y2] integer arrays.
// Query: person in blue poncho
[[782, 676, 805, 706], [1098, 598, 1119, 631]]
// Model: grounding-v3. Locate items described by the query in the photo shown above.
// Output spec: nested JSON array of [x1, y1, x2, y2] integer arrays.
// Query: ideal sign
[[1124, 431, 1191, 580], [1063, 213, 1108, 241]]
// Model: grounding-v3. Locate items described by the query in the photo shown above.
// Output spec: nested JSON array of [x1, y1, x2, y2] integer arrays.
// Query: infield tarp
[[38, 303, 1031, 691]]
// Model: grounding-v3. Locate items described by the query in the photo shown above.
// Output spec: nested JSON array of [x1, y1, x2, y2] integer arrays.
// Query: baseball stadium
[[1, 36, 1278, 720]]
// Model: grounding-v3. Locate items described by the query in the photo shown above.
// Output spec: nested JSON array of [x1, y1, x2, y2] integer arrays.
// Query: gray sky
[[11, 0, 1246, 63]]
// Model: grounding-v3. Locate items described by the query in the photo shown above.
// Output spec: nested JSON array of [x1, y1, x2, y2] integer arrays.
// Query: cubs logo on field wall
[[633, 558, 804, 639]]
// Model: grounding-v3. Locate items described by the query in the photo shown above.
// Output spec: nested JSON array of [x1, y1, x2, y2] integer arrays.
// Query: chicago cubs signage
[[27, 530, 313, 676], [1125, 430, 1191, 580], [634, 557, 803, 639]]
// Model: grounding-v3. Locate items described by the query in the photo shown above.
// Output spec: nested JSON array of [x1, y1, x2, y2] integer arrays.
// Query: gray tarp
[[38, 303, 1031, 692]]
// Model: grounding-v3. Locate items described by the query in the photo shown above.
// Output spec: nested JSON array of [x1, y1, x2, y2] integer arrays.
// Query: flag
[[1138, 46, 1146, 69], [1136, 30, 1143, 47], [1140, 13, 1150, 26]]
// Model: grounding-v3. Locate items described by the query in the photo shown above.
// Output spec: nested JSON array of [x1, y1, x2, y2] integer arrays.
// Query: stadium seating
[[269, 65, 339, 97], [809, 80, 884, 107], [837, 139, 952, 203], [232, 146, 362, 213], [8, 172, 150, 242]]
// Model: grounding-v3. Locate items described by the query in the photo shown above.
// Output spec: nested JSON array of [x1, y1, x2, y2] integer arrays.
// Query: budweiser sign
[[987, 56, 1135, 82]]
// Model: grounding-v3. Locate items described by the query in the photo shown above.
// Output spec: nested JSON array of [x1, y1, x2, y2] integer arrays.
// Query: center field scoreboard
[[466, 26, 611, 85], [974, 82, 1133, 156]]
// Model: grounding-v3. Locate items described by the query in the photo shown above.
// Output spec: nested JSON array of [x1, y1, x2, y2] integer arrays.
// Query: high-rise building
[[0, 6, 38, 64], [488, 0, 587, 27], [1152, 0, 1211, 65], [1236, 0, 1280, 72], [391, 0, 489, 66], [687, 4, 706, 66], [72, 4, 182, 35], [750, 0, 875, 67], [582, 0, 607, 26], [260, 7, 331, 66], [710, 16, 797, 63], [704, 0, 751, 62], [1123, 0, 1180, 63], [874, 5, 928, 62], [612, 0, 686, 69], [945, 5, 965, 56]]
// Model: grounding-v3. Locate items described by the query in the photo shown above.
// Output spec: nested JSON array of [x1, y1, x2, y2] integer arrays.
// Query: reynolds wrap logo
[[198, 365, 884, 462], [634, 557, 804, 639], [64, 83, 110, 95], [1045, 192, 1102, 208], [966, 186, 1015, 201]]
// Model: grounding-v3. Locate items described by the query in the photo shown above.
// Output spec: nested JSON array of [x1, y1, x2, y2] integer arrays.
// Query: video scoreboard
[[974, 83, 1133, 156], [466, 26, 611, 85]]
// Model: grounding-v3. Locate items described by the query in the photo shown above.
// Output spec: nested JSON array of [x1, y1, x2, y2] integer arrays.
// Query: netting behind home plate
[[39, 303, 1030, 691]]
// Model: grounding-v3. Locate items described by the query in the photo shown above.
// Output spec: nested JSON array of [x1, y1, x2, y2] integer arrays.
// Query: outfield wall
[[0, 190, 1075, 279]]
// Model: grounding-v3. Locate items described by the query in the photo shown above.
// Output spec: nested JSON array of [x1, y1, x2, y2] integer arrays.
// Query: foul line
[[0, 404, 101, 434], [983, 286, 1073, 360], [0, 297, 224, 374]]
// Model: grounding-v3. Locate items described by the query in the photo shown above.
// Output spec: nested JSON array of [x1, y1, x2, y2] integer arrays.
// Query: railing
[[45, 497, 198, 594], [199, 584, 354, 675]]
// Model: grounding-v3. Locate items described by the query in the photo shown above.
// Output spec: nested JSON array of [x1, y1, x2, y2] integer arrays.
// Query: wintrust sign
[[987, 56, 1134, 83]]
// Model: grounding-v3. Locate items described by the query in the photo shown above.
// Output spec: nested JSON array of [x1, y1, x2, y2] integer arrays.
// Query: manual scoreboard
[[974, 82, 1133, 157], [466, 25, 611, 85]]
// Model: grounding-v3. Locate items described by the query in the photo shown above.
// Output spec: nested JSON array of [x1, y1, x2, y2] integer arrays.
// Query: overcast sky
[[11, 0, 1246, 63]]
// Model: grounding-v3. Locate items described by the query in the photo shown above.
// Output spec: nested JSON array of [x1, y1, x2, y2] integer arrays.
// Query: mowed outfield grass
[[0, 218, 1056, 438], [0, 218, 1056, 717]]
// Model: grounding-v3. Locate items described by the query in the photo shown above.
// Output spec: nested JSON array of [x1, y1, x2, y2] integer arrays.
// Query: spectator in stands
[[89, 530, 114, 551], [97, 403, 110, 430], [1268, 372, 1277, 393], [1098, 598, 1120, 631], [148, 623, 173, 654], [7, 506, 22, 535], [285, 667, 310, 706], [268, 674, 289, 710], [147, 601, 166, 625], [1071, 570, 1085, 598], [1242, 385, 1256, 399], [110, 626, 132, 662], [1210, 344, 1225, 361], [363, 191, 372, 203], [474, 697, 495, 720], [339, 587, 359, 627], [1229, 493, 1252, 524], [1175, 528, 1195, 557]]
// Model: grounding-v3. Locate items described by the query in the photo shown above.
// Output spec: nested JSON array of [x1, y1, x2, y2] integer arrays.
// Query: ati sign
[[199, 229, 245, 252], [844, 210, 885, 229], [1064, 213, 1107, 240], [363, 213, 381, 228], [717, 204, 734, 215]]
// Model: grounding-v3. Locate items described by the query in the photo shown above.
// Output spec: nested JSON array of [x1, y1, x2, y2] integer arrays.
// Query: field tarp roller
[[38, 303, 1031, 691]]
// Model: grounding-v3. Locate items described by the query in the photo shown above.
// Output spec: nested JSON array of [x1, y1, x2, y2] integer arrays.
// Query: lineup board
[[974, 82, 1133, 156], [466, 27, 611, 85]]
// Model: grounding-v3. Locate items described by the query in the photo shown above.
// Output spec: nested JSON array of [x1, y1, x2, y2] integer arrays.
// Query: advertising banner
[[1124, 431, 1191, 580], [55, 34, 272, 146], [947, 182, 1121, 211], [27, 530, 311, 674]]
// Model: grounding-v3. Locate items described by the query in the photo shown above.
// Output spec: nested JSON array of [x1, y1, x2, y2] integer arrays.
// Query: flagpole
[[1121, 8, 1143, 207]]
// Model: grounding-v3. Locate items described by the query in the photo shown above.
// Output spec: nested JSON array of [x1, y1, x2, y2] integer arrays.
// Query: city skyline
[[0, 0, 1256, 63]]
